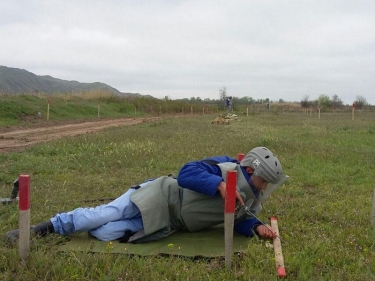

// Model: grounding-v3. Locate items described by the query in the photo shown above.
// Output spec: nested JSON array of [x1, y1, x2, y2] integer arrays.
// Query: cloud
[[1, 0, 374, 104]]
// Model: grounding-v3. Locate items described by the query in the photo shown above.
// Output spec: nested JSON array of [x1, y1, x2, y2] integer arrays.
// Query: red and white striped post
[[18, 175, 31, 260], [225, 170, 237, 269], [237, 153, 245, 162]]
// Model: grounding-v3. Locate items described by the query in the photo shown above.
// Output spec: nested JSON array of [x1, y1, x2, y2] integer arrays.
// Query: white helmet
[[240, 147, 283, 184]]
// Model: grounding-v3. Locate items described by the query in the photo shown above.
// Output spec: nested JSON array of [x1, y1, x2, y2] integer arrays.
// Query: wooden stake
[[352, 104, 355, 121], [225, 170, 236, 269], [47, 100, 50, 121], [270, 217, 286, 278], [19, 175, 31, 261]]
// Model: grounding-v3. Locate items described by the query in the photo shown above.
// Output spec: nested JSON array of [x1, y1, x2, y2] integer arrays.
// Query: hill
[[0, 65, 149, 97]]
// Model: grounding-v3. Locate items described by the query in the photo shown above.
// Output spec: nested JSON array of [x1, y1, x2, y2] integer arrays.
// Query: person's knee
[[89, 225, 124, 241]]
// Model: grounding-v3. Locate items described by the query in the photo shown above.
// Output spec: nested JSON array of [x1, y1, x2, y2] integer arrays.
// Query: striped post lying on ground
[[224, 170, 237, 269], [18, 175, 31, 261], [270, 217, 286, 278]]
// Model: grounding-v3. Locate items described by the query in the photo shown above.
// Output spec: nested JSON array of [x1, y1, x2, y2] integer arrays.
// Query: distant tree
[[353, 95, 367, 109], [219, 87, 227, 102], [279, 99, 285, 103], [256, 99, 267, 104], [237, 96, 255, 105], [311, 99, 319, 107], [318, 94, 332, 109], [300, 95, 310, 108], [248, 97, 255, 104], [331, 94, 343, 109]]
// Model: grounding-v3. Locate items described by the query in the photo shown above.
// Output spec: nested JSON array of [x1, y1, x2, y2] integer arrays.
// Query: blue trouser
[[50, 187, 144, 241]]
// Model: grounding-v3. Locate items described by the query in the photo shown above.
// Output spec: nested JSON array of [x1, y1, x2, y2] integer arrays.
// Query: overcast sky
[[1, 1, 374, 104]]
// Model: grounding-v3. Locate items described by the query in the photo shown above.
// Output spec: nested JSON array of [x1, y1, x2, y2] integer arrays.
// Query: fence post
[[47, 100, 50, 121], [352, 103, 355, 120]]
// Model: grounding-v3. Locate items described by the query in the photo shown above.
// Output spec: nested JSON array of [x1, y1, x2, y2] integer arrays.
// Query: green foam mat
[[59, 227, 250, 257]]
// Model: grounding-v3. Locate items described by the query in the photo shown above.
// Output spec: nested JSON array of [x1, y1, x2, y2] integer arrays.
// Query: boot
[[5, 229, 20, 243], [118, 230, 136, 243], [5, 220, 55, 243], [32, 221, 55, 237]]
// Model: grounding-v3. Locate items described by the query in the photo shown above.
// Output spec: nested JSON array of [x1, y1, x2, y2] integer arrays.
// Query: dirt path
[[0, 117, 162, 153]]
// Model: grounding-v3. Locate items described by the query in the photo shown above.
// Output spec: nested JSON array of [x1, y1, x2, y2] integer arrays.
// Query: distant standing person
[[226, 96, 232, 114]]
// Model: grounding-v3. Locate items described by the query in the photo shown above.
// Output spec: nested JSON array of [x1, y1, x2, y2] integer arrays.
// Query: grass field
[[1, 110, 375, 280]]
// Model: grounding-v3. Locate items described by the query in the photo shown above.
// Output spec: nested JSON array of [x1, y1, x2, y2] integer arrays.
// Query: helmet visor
[[258, 175, 289, 203]]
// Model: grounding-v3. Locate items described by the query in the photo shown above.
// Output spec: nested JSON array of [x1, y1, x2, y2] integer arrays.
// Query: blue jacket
[[177, 156, 262, 237]]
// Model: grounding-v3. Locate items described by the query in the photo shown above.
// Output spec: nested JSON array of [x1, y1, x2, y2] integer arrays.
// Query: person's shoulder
[[204, 155, 237, 162]]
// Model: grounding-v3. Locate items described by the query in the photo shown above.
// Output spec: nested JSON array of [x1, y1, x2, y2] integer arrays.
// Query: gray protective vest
[[129, 162, 263, 243], [128, 176, 183, 243]]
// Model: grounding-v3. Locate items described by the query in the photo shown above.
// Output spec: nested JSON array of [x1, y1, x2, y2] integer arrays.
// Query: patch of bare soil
[[0, 117, 162, 153]]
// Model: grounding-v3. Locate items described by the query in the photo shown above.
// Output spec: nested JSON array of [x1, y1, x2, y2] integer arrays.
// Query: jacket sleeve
[[177, 156, 236, 197], [234, 218, 262, 237]]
